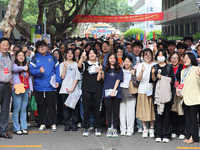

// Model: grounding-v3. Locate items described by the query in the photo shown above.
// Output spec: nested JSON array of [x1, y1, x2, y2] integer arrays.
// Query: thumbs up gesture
[[40, 66, 45, 73], [81, 49, 87, 61], [152, 67, 155, 74], [142, 64, 146, 72]]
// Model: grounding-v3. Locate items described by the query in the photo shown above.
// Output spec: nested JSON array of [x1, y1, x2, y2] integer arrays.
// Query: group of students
[[0, 35, 200, 144]]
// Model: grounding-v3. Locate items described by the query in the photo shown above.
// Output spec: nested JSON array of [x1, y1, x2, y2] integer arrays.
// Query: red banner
[[73, 12, 164, 23]]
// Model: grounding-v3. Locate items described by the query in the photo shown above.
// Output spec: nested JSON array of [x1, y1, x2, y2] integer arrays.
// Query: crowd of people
[[0, 34, 200, 144]]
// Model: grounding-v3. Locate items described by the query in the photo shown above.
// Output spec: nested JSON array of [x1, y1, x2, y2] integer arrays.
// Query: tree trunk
[[0, 0, 22, 38], [15, 0, 31, 41]]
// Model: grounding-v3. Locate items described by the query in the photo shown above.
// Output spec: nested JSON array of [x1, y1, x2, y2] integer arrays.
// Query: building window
[[175, 24, 178, 35], [186, 23, 190, 35], [192, 22, 197, 34], [168, 0, 171, 9], [180, 24, 183, 36], [171, 25, 174, 36]]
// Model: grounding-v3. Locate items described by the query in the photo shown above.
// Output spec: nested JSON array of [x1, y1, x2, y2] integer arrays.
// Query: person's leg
[[105, 98, 113, 128], [12, 91, 22, 131], [46, 91, 57, 125], [56, 87, 63, 124], [154, 104, 162, 138], [20, 90, 29, 130], [178, 115, 185, 135], [127, 98, 136, 134], [113, 98, 121, 129], [92, 92, 102, 129], [120, 100, 126, 133], [162, 103, 172, 139], [82, 92, 92, 129], [189, 105, 200, 142], [71, 104, 79, 129], [171, 111, 179, 135], [79, 97, 84, 123], [0, 84, 11, 135], [35, 91, 47, 125], [183, 103, 191, 140], [61, 94, 70, 128]]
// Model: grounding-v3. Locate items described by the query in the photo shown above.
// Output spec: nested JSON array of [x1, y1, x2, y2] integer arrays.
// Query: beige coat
[[181, 66, 200, 106]]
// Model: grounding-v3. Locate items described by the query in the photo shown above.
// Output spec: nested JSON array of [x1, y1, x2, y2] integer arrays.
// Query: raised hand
[[152, 67, 155, 74], [64, 62, 68, 68], [81, 49, 87, 60], [142, 64, 146, 72], [25, 64, 29, 71], [40, 66, 45, 73]]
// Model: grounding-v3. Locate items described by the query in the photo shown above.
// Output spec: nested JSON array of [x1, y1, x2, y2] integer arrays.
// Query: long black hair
[[15, 50, 27, 66], [53, 49, 63, 63], [105, 52, 121, 73]]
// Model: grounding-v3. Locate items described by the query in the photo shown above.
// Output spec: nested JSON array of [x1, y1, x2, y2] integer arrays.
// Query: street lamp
[[43, 0, 62, 35]]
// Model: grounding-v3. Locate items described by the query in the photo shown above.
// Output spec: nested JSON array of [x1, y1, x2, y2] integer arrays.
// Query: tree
[[15, 0, 99, 40], [0, 0, 22, 38]]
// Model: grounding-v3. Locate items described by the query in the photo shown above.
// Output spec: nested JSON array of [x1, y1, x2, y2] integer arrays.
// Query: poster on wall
[[43, 34, 51, 44]]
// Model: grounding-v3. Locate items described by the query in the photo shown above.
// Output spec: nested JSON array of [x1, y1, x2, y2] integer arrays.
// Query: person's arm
[[96, 65, 103, 81], [55, 60, 62, 87], [137, 64, 145, 81], [151, 66, 156, 82], [60, 62, 67, 80], [29, 60, 42, 77], [78, 50, 87, 69], [12, 63, 27, 73], [68, 80, 78, 94], [110, 80, 120, 97]]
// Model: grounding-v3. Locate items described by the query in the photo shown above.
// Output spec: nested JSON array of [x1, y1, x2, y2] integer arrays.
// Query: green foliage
[[22, 0, 38, 26], [164, 36, 183, 40], [0, 0, 9, 7], [124, 28, 144, 38], [146, 30, 161, 39], [192, 32, 200, 41]]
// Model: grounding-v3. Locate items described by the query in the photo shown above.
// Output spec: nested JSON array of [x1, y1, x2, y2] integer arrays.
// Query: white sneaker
[[51, 124, 57, 132], [39, 125, 46, 131], [89, 127, 94, 131], [126, 131, 133, 137], [106, 128, 112, 138], [83, 128, 90, 137], [199, 127, 200, 138], [179, 134, 185, 140], [149, 129, 154, 138], [120, 131, 126, 136], [77, 123, 82, 128], [142, 129, 148, 138], [162, 138, 170, 143], [155, 138, 162, 142], [138, 128, 143, 133], [112, 129, 118, 138], [171, 133, 176, 139], [95, 128, 101, 136]]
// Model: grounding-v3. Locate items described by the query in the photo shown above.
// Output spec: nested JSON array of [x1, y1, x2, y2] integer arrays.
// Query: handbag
[[130, 70, 140, 87], [29, 96, 37, 111], [14, 73, 26, 94], [129, 80, 138, 94]]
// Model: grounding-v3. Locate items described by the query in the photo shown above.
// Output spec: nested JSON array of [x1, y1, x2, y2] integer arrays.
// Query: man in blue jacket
[[30, 40, 61, 132]]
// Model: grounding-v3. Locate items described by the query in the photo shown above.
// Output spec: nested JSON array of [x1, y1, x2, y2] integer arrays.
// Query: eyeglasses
[[38, 46, 47, 50], [144, 55, 152, 58], [171, 57, 178, 60]]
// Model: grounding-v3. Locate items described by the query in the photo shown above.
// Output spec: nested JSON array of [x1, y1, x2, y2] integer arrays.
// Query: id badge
[[178, 84, 184, 89], [4, 67, 9, 75], [174, 81, 179, 88]]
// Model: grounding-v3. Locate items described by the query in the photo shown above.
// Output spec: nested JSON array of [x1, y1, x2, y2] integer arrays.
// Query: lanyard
[[0, 55, 7, 67], [181, 66, 192, 83], [173, 65, 179, 81]]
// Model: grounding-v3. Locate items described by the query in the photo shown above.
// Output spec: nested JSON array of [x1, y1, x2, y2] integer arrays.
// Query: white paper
[[105, 89, 118, 97], [50, 74, 57, 88], [64, 92, 81, 109]]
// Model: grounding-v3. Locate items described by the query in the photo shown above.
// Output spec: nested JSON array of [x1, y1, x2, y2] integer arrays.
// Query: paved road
[[0, 121, 200, 150]]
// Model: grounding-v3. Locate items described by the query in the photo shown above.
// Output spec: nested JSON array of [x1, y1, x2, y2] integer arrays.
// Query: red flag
[[153, 31, 156, 39]]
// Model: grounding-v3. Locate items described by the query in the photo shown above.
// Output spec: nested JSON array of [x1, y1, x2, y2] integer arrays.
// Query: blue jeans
[[12, 90, 29, 131]]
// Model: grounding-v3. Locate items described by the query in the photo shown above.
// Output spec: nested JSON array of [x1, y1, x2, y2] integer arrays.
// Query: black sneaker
[[64, 126, 70, 131], [72, 126, 78, 131]]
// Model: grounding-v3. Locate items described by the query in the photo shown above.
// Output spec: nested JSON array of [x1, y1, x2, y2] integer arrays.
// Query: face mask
[[157, 56, 165, 63], [140, 57, 144, 62], [26, 57, 30, 62]]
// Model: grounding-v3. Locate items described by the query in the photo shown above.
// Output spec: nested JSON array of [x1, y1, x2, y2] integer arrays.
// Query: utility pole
[[43, 0, 62, 35]]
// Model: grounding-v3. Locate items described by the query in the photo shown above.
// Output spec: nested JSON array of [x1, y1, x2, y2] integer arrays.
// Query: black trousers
[[154, 102, 172, 139], [56, 86, 63, 124], [61, 94, 78, 128], [0, 83, 11, 135], [183, 103, 200, 142], [105, 98, 121, 129], [171, 111, 185, 135], [82, 91, 102, 129], [35, 91, 57, 125]]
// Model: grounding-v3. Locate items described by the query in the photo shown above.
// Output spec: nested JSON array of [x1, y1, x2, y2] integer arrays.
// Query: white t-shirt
[[136, 62, 157, 94], [120, 69, 132, 88], [59, 61, 81, 94]]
